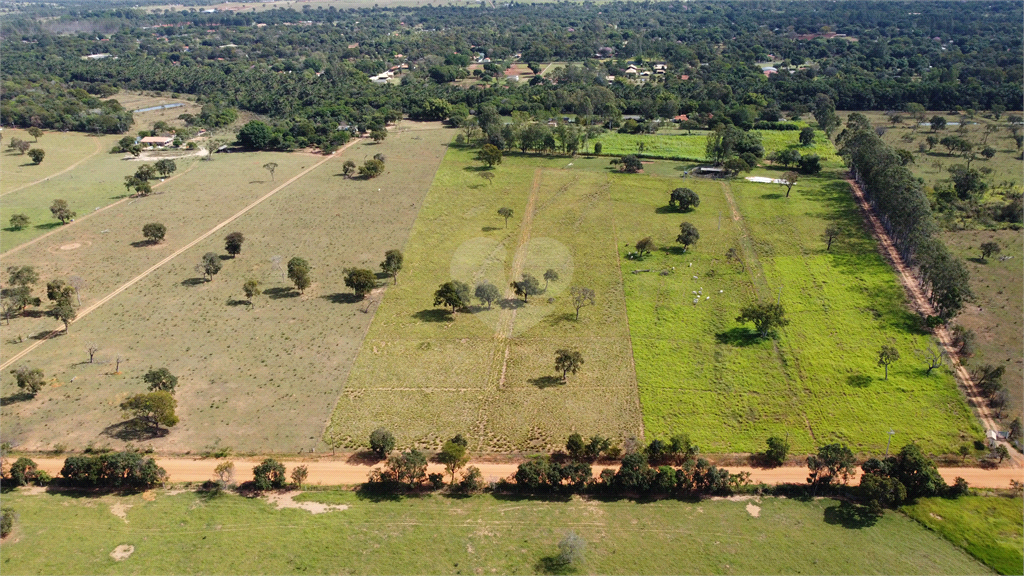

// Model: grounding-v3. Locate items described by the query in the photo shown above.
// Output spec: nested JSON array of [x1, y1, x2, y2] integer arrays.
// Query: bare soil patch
[[265, 491, 349, 514], [110, 544, 135, 561]]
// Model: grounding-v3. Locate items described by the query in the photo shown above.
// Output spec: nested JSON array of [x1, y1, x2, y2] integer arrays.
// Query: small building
[[673, 114, 689, 122], [140, 136, 174, 147], [986, 429, 999, 447]]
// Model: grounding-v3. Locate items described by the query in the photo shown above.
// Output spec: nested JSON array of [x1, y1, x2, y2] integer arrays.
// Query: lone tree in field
[[370, 128, 388, 143], [877, 345, 900, 380], [47, 279, 77, 332], [380, 249, 403, 284], [556, 532, 587, 569], [27, 149, 45, 164], [287, 257, 311, 293], [476, 143, 503, 167], [9, 213, 30, 230], [621, 154, 643, 173], [917, 344, 947, 375], [6, 265, 41, 314], [197, 252, 222, 281], [154, 159, 177, 178], [781, 171, 799, 197], [369, 428, 396, 458], [144, 367, 178, 394], [86, 343, 99, 363], [555, 349, 584, 382], [28, 127, 43, 142], [224, 232, 245, 257], [262, 162, 278, 181], [143, 223, 166, 244], [497, 207, 514, 228], [570, 286, 595, 320], [341, 160, 357, 178], [980, 242, 1001, 262], [439, 438, 469, 486], [676, 222, 700, 252], [10, 365, 45, 397], [49, 199, 76, 224], [510, 273, 541, 303], [669, 188, 700, 212], [635, 236, 655, 257], [434, 280, 471, 313], [120, 391, 179, 435], [475, 282, 501, 309], [543, 269, 559, 290], [799, 126, 815, 146], [736, 302, 790, 339], [823, 225, 841, 251], [359, 158, 385, 178], [344, 268, 377, 298], [243, 279, 261, 309]]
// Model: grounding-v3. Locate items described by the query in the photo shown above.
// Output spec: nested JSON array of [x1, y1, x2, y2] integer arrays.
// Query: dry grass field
[[104, 91, 203, 130], [0, 124, 450, 453]]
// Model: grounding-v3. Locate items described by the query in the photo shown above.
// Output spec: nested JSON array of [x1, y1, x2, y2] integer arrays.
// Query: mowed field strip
[[0, 125, 452, 452]]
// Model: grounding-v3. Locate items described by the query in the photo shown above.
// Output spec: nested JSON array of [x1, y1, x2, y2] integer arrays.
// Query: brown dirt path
[[845, 176, 1022, 467], [26, 457, 1021, 488], [0, 136, 103, 198]]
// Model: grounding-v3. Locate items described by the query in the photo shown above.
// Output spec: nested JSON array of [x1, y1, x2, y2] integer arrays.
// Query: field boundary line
[[0, 135, 103, 198], [495, 167, 543, 340], [611, 219, 645, 439], [845, 175, 1022, 467], [1, 158, 201, 257], [0, 141, 356, 372]]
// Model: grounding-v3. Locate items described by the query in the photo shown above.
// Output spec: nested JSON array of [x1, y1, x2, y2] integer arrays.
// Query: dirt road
[[28, 457, 1022, 489]]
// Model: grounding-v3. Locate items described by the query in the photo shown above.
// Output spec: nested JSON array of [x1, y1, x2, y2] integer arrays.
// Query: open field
[[0, 489, 992, 575], [0, 125, 450, 453], [103, 91, 203, 131], [904, 496, 1023, 575], [590, 127, 840, 163]]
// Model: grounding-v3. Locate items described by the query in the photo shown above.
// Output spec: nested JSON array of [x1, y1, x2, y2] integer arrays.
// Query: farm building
[[140, 136, 174, 147]]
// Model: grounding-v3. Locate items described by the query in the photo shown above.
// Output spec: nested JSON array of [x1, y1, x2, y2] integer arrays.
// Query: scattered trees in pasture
[[476, 143, 502, 167], [197, 252, 222, 281], [570, 286, 595, 320], [781, 171, 799, 197], [439, 436, 469, 485], [510, 273, 541, 302], [27, 149, 45, 164], [120, 391, 179, 434], [979, 241, 1001, 261], [806, 443, 856, 489], [86, 343, 99, 363], [380, 249, 403, 284], [543, 268, 559, 289], [554, 348, 584, 382], [287, 257, 311, 293], [497, 207, 514, 228], [10, 365, 45, 397], [142, 222, 166, 243], [823, 225, 841, 251], [877, 345, 900, 380], [475, 282, 501, 308], [243, 279, 261, 309], [735, 302, 790, 338], [635, 236, 655, 257], [359, 158, 385, 178], [224, 232, 244, 257], [9, 213, 30, 230], [341, 160, 356, 177], [676, 222, 699, 252], [27, 127, 43, 142], [369, 428, 396, 458], [262, 161, 278, 181], [49, 199, 76, 224], [370, 128, 388, 143], [143, 367, 178, 394], [434, 280, 471, 312], [344, 268, 377, 298], [668, 187, 699, 211], [154, 159, 177, 178], [290, 465, 308, 488], [252, 458, 286, 491]]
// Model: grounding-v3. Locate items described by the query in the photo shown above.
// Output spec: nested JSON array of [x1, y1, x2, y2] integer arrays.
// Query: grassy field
[[0, 126, 450, 453], [104, 91, 203, 131], [590, 127, 840, 163], [0, 489, 992, 575], [904, 496, 1023, 575]]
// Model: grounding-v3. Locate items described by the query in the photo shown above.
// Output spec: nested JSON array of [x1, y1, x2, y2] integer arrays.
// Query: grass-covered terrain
[[590, 127, 839, 163], [0, 126, 450, 453], [904, 496, 1023, 575], [0, 489, 992, 575]]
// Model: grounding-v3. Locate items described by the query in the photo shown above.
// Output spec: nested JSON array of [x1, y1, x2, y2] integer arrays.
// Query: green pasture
[[0, 128, 451, 453], [904, 496, 1023, 575], [0, 489, 992, 575], [590, 127, 839, 163]]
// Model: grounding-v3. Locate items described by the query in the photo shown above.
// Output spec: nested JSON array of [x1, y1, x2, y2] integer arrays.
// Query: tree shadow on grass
[[714, 327, 762, 347], [218, 254, 233, 261], [760, 193, 785, 200], [264, 287, 298, 300], [101, 420, 169, 442], [346, 450, 383, 466], [1, 391, 35, 405], [966, 257, 987, 265], [322, 292, 363, 304], [413, 308, 451, 322], [529, 375, 563, 389], [226, 299, 250, 307], [823, 501, 879, 529], [31, 329, 58, 340], [544, 312, 577, 327], [659, 246, 690, 256], [654, 205, 687, 214], [482, 226, 501, 232], [181, 277, 207, 287], [498, 298, 525, 310], [535, 557, 576, 575], [130, 240, 156, 248], [34, 222, 63, 231], [462, 165, 492, 173], [847, 374, 872, 388]]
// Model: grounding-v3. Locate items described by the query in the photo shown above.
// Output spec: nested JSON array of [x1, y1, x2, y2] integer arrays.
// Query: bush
[[427, 473, 445, 490], [369, 428, 396, 458], [765, 436, 790, 466], [9, 457, 37, 486], [252, 459, 286, 491], [60, 452, 166, 489], [1, 508, 13, 538], [458, 466, 485, 494]]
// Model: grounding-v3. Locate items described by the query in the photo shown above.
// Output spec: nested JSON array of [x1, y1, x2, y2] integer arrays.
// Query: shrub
[[369, 428, 396, 457], [1, 508, 13, 538], [9, 457, 37, 486], [60, 452, 166, 489], [252, 459, 286, 491]]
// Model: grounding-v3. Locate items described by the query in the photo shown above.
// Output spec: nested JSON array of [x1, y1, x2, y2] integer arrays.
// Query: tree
[[916, 344, 947, 375], [370, 128, 388, 143], [806, 443, 856, 488], [434, 280, 471, 312], [224, 232, 244, 257], [197, 252, 222, 281], [510, 273, 541, 302], [798, 154, 821, 174], [242, 279, 261, 309], [781, 171, 799, 197], [980, 242, 1001, 261], [142, 222, 166, 243], [27, 149, 45, 164], [359, 158, 385, 178], [290, 465, 308, 488], [676, 221, 699, 252], [736, 302, 790, 338], [476, 143, 502, 167], [570, 286, 595, 320], [287, 257, 311, 293], [344, 268, 377, 298], [669, 187, 700, 211], [215, 461, 235, 484], [10, 365, 45, 396], [382, 450, 428, 487], [497, 207, 514, 228], [823, 225, 841, 251], [15, 139, 30, 154], [369, 428, 396, 458], [554, 348, 584, 382], [341, 160, 356, 178], [994, 444, 1010, 463], [635, 236, 655, 257], [380, 249, 403, 284], [143, 367, 178, 394], [49, 199, 76, 224], [51, 300, 76, 332], [154, 159, 177, 178], [9, 457, 38, 486], [86, 343, 99, 363], [621, 155, 642, 173], [799, 127, 815, 146], [929, 115, 946, 131], [439, 439, 469, 485], [120, 391, 179, 434], [27, 126, 43, 142], [877, 345, 900, 380], [260, 161, 279, 182], [252, 458, 286, 490], [9, 213, 29, 230], [475, 282, 501, 309], [237, 120, 273, 149], [765, 436, 789, 466], [556, 532, 586, 569], [543, 269, 559, 290]]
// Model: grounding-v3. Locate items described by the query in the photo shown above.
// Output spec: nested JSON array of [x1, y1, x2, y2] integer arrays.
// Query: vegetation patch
[[904, 496, 1023, 575]]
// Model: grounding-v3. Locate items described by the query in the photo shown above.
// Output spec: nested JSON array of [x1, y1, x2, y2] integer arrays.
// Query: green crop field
[[0, 489, 992, 575], [590, 127, 839, 163], [0, 125, 451, 453], [904, 496, 1023, 575]]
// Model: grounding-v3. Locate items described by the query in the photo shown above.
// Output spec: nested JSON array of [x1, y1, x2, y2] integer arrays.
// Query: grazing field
[[0, 489, 992, 575], [590, 127, 840, 163], [0, 125, 450, 453], [904, 496, 1023, 575], [104, 91, 203, 130]]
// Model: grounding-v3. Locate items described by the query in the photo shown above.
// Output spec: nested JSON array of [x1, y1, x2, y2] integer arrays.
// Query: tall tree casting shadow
[[823, 501, 879, 529], [101, 420, 170, 441]]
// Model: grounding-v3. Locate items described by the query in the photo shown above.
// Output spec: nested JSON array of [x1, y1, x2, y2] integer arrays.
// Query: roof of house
[[140, 136, 174, 144]]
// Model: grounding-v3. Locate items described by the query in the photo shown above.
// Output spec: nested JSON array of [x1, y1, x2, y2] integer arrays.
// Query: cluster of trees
[[236, 119, 351, 153], [1, 80, 133, 133], [124, 159, 176, 196], [341, 154, 386, 179], [972, 364, 1013, 419], [117, 367, 180, 436], [59, 450, 167, 488], [839, 114, 972, 319], [2, 265, 79, 333]]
